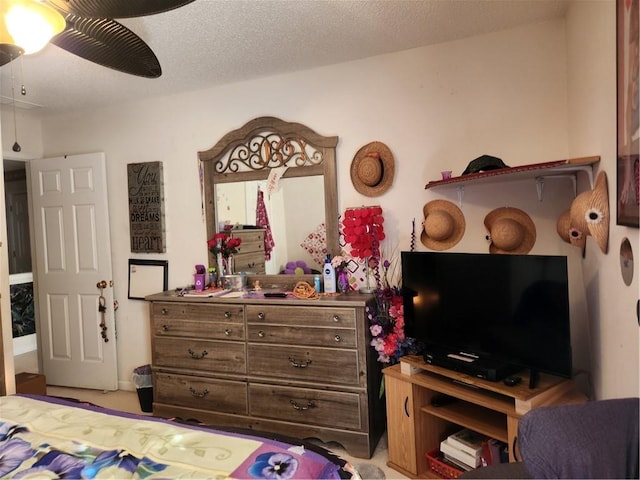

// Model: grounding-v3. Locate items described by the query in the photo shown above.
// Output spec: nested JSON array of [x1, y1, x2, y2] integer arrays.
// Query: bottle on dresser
[[323, 254, 336, 293]]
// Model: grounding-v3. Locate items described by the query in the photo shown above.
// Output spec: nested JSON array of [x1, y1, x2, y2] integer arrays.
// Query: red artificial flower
[[207, 233, 242, 257]]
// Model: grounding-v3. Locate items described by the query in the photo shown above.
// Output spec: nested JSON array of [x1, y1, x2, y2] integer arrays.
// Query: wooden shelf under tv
[[383, 355, 586, 479]]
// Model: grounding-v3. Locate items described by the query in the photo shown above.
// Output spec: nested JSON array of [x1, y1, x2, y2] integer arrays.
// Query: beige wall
[[566, 0, 639, 399], [1, 2, 638, 399]]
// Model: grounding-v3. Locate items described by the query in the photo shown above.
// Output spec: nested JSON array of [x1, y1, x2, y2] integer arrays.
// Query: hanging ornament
[[9, 56, 21, 152]]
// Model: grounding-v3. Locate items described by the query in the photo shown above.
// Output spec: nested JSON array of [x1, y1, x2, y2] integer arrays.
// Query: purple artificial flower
[[0, 438, 35, 476], [248, 452, 299, 479]]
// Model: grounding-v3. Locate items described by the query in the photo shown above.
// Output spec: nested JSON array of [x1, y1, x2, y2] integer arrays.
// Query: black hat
[[462, 155, 508, 175]]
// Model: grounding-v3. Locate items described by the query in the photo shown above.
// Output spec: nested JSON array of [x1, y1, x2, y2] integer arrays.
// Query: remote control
[[503, 375, 522, 386]]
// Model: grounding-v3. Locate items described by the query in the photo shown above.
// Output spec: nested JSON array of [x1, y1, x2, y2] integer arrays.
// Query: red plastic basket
[[425, 448, 464, 479]]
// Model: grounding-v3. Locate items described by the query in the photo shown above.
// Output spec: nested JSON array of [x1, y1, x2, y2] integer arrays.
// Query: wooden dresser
[[229, 228, 266, 274], [146, 291, 385, 458]]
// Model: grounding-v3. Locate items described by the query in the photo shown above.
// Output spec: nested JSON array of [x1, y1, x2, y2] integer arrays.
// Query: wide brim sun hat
[[484, 206, 536, 254], [557, 208, 587, 252], [569, 171, 609, 254], [350, 141, 395, 197], [420, 199, 466, 251]]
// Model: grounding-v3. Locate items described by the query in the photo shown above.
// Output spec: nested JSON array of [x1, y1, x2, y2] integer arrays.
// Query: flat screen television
[[401, 251, 572, 381]]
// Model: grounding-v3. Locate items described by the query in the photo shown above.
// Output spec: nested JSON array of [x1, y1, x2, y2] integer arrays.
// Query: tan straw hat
[[484, 207, 536, 254], [420, 200, 465, 250], [350, 141, 395, 196], [557, 208, 587, 251], [569, 171, 609, 254], [556, 209, 571, 243]]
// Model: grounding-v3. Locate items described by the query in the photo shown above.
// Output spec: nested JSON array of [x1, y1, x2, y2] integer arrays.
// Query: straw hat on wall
[[568, 171, 609, 254], [420, 200, 465, 250], [556, 208, 587, 251], [484, 207, 536, 254], [350, 142, 395, 197]]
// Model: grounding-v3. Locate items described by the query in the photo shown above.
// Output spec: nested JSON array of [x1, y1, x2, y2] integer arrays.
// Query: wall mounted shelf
[[425, 156, 600, 206]]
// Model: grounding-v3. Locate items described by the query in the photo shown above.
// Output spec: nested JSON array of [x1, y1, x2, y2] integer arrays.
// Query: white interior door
[[30, 153, 117, 390]]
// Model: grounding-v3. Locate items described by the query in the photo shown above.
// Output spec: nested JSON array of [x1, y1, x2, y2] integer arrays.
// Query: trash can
[[132, 364, 153, 413]]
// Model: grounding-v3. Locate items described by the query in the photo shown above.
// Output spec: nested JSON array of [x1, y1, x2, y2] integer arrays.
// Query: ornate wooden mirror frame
[[198, 116, 340, 285]]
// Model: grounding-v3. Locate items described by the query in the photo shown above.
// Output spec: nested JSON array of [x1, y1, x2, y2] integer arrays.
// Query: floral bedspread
[[0, 395, 357, 479]]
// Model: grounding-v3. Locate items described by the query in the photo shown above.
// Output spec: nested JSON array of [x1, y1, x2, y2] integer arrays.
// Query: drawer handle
[[334, 335, 341, 342], [257, 312, 265, 320], [404, 396, 410, 417], [161, 308, 168, 315], [224, 328, 232, 336], [258, 330, 265, 338], [162, 325, 169, 332], [189, 387, 209, 399], [224, 311, 232, 319], [332, 315, 340, 322], [188, 348, 208, 359], [290, 400, 315, 411], [288, 356, 311, 368], [248, 262, 255, 268]]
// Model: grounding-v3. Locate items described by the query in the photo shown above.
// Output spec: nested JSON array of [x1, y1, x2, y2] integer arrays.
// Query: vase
[[337, 270, 350, 293], [224, 255, 234, 275]]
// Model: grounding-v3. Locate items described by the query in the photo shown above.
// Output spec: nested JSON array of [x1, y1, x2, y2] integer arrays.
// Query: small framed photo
[[616, 0, 639, 227], [128, 259, 168, 300]]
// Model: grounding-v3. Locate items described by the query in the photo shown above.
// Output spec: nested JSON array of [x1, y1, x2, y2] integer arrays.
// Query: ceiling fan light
[[2, 0, 65, 55]]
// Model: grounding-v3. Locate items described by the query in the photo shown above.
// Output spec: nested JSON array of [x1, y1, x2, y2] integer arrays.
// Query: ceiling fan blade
[[50, 15, 161, 78], [47, 0, 196, 19]]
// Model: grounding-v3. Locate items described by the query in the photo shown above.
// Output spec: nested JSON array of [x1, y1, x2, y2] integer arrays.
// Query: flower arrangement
[[331, 254, 352, 271], [340, 205, 419, 367], [207, 233, 242, 258], [331, 254, 355, 293], [367, 259, 418, 365]]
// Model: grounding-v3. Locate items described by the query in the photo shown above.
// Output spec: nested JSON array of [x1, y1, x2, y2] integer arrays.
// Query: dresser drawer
[[152, 302, 244, 323], [247, 324, 356, 348], [155, 372, 248, 414], [249, 384, 361, 430], [246, 305, 356, 328], [232, 230, 264, 254], [153, 318, 245, 341], [234, 252, 266, 274], [247, 344, 359, 385], [154, 337, 246, 374]]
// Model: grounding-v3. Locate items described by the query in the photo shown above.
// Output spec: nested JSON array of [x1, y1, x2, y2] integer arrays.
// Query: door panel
[[31, 153, 117, 390]]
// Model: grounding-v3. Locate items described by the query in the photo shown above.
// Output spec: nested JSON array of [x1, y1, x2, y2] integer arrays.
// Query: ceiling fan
[[0, 0, 195, 78]]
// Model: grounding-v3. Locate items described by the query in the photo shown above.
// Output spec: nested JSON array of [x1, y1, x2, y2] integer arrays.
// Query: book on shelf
[[447, 428, 488, 457], [440, 438, 482, 469], [441, 453, 473, 472], [481, 438, 509, 466]]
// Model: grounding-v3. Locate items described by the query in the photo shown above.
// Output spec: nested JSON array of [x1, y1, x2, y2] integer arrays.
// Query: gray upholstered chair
[[460, 397, 639, 479]]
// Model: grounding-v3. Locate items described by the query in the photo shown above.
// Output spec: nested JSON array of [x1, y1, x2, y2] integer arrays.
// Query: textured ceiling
[[0, 0, 570, 115]]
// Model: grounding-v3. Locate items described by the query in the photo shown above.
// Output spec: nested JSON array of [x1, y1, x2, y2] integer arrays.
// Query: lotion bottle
[[323, 254, 336, 293]]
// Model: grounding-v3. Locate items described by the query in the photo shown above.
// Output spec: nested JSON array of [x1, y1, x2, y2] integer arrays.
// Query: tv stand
[[383, 355, 586, 478]]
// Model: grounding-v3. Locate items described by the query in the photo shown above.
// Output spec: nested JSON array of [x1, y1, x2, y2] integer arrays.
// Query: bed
[[0, 394, 360, 479]]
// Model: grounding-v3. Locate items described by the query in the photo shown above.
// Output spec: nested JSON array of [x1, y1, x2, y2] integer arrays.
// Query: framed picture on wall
[[616, 0, 639, 227], [128, 259, 168, 300]]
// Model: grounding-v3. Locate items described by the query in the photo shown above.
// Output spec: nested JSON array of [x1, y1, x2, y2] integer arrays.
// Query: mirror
[[198, 117, 339, 285], [215, 177, 325, 274]]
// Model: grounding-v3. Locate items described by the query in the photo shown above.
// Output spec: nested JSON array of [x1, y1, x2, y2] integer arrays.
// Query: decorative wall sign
[[127, 162, 166, 252]]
